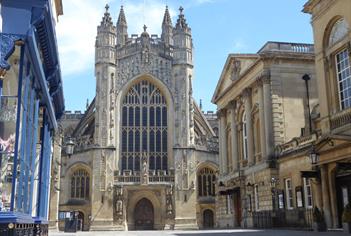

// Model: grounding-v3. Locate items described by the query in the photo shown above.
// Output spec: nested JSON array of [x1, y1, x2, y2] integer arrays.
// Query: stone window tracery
[[197, 167, 216, 197], [71, 169, 90, 200], [121, 80, 168, 172]]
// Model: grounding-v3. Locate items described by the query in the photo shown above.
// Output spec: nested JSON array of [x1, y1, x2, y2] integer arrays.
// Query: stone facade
[[274, 0, 351, 231], [55, 5, 219, 231], [212, 41, 317, 228]]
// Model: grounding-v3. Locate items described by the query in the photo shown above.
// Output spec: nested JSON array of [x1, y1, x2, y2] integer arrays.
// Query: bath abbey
[[51, 5, 219, 231]]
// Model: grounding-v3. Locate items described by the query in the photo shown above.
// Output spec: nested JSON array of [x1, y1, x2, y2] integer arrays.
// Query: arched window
[[329, 18, 349, 47], [121, 80, 168, 172], [71, 169, 90, 200], [198, 167, 216, 197], [335, 48, 351, 109], [326, 18, 351, 110], [242, 112, 248, 160]]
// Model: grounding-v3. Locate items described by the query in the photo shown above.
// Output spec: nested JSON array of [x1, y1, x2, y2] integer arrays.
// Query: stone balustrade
[[114, 170, 175, 184], [330, 108, 351, 130]]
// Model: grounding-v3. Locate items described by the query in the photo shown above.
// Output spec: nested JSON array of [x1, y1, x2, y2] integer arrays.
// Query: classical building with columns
[[55, 5, 219, 231], [212, 41, 317, 228], [273, 0, 351, 231]]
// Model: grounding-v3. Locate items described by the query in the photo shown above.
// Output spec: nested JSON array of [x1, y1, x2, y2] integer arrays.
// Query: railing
[[259, 42, 314, 54], [277, 133, 318, 154], [252, 208, 313, 229], [330, 108, 351, 130], [0, 223, 47, 236], [73, 135, 94, 152], [114, 170, 174, 184]]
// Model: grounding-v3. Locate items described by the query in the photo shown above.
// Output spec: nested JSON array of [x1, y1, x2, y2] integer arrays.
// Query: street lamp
[[309, 145, 319, 165], [302, 74, 312, 134], [65, 137, 75, 158]]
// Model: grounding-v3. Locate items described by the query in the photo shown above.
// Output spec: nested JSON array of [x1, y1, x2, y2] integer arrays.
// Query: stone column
[[257, 79, 267, 160], [262, 73, 274, 160], [321, 164, 332, 228], [229, 101, 239, 171], [328, 168, 338, 228], [219, 109, 228, 175], [243, 88, 254, 166]]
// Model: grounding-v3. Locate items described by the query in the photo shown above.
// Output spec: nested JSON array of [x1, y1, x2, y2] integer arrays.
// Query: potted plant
[[312, 206, 327, 232], [342, 204, 351, 233]]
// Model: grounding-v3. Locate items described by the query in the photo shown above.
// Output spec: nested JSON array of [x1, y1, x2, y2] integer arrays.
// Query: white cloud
[[57, 0, 178, 78], [56, 0, 212, 78]]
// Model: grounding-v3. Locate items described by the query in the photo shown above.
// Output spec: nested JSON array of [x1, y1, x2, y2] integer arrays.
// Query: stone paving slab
[[49, 229, 344, 236]]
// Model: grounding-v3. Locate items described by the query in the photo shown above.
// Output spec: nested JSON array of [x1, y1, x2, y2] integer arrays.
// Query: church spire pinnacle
[[116, 5, 128, 47], [117, 5, 127, 26], [161, 5, 173, 46], [175, 6, 189, 30], [162, 5, 172, 26], [100, 4, 113, 27]]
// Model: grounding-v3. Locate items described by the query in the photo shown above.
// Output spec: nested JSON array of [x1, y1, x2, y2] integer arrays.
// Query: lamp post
[[309, 145, 319, 166], [65, 137, 75, 158], [302, 74, 312, 134]]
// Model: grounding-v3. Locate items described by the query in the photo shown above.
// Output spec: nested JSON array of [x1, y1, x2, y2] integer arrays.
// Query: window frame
[[334, 47, 351, 110], [285, 178, 294, 210], [303, 177, 313, 209]]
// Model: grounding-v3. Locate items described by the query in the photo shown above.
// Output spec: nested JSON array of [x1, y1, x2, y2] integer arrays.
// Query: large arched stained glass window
[[121, 80, 168, 172]]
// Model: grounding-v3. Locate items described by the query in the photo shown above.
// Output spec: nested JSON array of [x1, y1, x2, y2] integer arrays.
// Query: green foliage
[[343, 204, 351, 223]]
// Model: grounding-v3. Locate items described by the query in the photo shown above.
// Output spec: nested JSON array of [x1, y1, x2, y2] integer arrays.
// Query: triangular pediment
[[212, 54, 258, 104]]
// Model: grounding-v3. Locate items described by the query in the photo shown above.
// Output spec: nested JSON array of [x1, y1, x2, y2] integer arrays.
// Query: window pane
[[162, 107, 167, 126]]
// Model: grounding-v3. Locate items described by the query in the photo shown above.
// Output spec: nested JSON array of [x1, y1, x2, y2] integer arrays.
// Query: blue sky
[[57, 0, 313, 112]]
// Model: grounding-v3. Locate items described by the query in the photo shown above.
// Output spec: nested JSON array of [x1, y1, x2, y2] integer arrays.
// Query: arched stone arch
[[127, 190, 163, 230], [323, 15, 350, 50], [196, 161, 218, 173], [115, 73, 175, 171]]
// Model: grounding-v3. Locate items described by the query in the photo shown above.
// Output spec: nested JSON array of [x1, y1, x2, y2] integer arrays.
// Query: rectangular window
[[254, 185, 259, 211], [225, 195, 232, 214], [0, 48, 20, 213], [285, 178, 293, 209], [303, 178, 313, 209], [336, 48, 351, 110]]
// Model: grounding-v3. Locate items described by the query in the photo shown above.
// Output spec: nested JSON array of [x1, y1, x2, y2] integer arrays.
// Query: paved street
[[49, 229, 344, 236]]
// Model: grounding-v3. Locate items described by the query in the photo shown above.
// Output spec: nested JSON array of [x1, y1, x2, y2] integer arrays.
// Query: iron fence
[[252, 208, 313, 229]]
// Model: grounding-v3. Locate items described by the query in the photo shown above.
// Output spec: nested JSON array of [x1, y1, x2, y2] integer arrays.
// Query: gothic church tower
[[60, 5, 218, 231]]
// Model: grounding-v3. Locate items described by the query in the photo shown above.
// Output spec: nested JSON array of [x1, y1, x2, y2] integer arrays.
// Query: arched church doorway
[[134, 198, 154, 230], [203, 209, 214, 229]]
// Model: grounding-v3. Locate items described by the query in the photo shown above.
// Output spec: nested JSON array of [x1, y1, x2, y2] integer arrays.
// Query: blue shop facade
[[0, 0, 64, 235]]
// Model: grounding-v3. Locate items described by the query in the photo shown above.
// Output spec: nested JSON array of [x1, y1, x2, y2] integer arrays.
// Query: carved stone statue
[[115, 187, 124, 218]]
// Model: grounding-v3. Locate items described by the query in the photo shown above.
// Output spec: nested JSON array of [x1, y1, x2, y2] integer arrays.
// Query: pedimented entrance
[[134, 198, 154, 230]]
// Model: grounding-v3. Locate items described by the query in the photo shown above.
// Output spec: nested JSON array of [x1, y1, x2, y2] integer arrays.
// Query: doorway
[[134, 198, 154, 230], [233, 190, 242, 227], [203, 209, 214, 229]]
